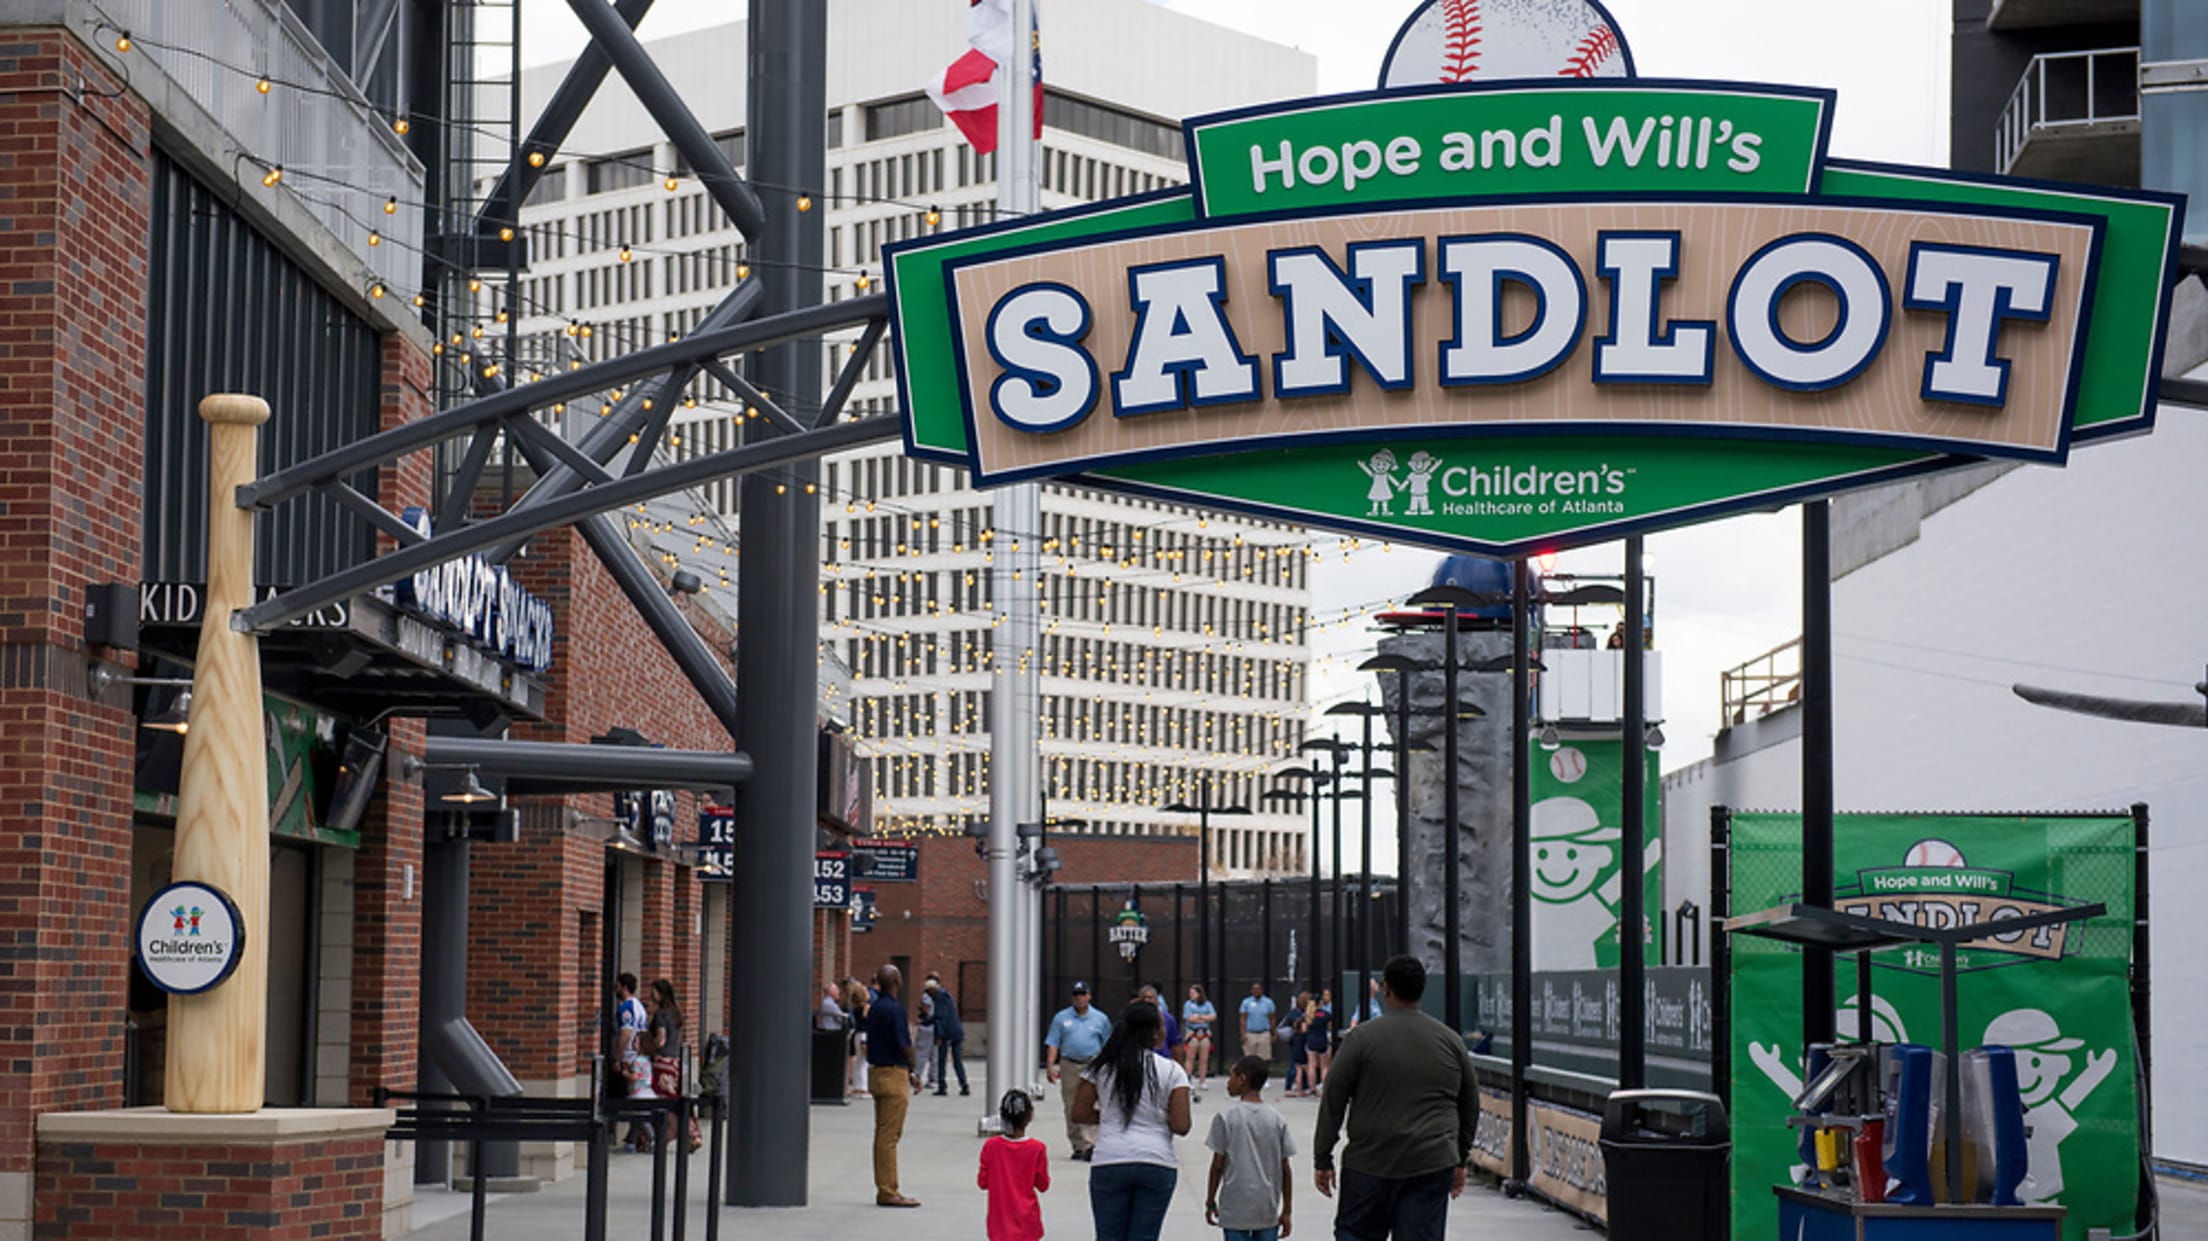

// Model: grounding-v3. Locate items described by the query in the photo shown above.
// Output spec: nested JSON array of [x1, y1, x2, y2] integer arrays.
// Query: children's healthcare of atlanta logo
[[136, 880, 246, 996]]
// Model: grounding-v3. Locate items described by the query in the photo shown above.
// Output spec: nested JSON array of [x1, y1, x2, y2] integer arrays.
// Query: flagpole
[[985, 0, 1043, 1132]]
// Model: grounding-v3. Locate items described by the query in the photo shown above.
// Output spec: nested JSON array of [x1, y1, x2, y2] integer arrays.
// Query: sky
[[513, 0, 1953, 863]]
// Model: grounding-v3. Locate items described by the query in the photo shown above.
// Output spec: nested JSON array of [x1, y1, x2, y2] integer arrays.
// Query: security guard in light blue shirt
[[1044, 981, 1113, 1159]]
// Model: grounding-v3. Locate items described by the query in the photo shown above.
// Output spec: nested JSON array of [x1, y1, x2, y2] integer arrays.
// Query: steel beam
[[238, 288, 871, 512], [501, 429, 746, 737], [819, 318, 887, 428], [483, 280, 769, 562], [1619, 536, 1647, 1090], [473, 0, 655, 238], [729, 0, 825, 1207], [566, 0, 767, 239], [1802, 503, 1837, 1048], [236, 415, 896, 633], [422, 735, 750, 790]]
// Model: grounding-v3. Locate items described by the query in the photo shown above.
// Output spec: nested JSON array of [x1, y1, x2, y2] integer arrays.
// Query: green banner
[[1186, 83, 1832, 218], [1726, 812, 2139, 1241], [1527, 737, 1659, 970]]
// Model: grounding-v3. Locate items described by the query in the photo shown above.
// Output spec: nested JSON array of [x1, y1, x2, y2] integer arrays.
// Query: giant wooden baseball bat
[[167, 393, 271, 1113]]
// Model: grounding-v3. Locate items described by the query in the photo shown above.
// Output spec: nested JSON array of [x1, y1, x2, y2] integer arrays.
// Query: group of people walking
[[848, 955, 1476, 1241], [995, 956, 1475, 1241]]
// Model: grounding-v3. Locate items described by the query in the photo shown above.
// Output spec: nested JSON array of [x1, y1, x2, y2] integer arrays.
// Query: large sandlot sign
[[888, 12, 2183, 554]]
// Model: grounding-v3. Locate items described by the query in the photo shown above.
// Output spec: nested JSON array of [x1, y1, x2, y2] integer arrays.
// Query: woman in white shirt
[[1073, 1001, 1192, 1241]]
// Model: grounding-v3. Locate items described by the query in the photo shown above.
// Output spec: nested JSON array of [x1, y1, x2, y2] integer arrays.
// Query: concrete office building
[[511, 0, 1322, 879]]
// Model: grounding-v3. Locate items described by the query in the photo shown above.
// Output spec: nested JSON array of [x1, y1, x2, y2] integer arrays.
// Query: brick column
[[0, 26, 149, 1239], [347, 718, 424, 1107]]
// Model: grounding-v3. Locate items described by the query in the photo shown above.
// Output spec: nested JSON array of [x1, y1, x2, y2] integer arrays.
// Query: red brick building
[[855, 834, 1196, 1035], [0, 8, 856, 1235]]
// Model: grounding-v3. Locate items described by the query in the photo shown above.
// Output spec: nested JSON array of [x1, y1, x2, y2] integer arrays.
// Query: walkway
[[402, 1068, 1599, 1240]]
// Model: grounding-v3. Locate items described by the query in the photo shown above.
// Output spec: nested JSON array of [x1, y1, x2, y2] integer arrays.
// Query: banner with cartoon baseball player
[[1527, 739, 1660, 971], [1725, 812, 2140, 1241]]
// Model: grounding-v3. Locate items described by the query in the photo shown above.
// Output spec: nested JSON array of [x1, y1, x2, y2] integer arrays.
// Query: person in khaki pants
[[864, 964, 921, 1206], [1043, 981, 1113, 1160]]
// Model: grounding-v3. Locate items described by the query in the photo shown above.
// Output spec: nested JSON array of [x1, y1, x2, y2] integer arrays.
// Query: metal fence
[[1043, 878, 1402, 1038]]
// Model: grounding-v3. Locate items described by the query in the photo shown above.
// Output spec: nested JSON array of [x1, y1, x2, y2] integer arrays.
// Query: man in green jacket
[[1311, 955, 1475, 1241]]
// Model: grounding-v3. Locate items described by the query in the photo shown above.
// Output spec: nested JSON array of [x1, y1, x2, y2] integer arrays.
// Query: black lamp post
[[1297, 737, 1350, 1000], [1272, 756, 1335, 996], [1357, 655, 1420, 958], [1164, 789, 1249, 1006], [1325, 701, 1401, 1029]]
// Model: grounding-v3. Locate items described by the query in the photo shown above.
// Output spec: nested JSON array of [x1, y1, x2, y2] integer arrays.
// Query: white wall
[[1678, 406, 2208, 1166]]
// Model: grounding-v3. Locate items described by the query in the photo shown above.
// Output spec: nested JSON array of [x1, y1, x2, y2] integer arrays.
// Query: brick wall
[[343, 334, 437, 1107], [36, 1136, 383, 1240], [856, 834, 1196, 1022], [0, 28, 149, 1178], [472, 523, 735, 1085]]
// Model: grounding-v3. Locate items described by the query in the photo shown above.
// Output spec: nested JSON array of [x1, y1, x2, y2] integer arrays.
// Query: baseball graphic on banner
[[1381, 0, 1635, 87], [1548, 745, 1588, 783], [1904, 838, 1969, 868]]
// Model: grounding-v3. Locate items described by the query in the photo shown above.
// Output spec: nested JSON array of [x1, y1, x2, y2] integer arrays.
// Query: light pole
[[1358, 655, 1420, 959], [1297, 737, 1350, 999], [1324, 701, 1399, 1029], [1271, 758, 1333, 996], [1163, 790, 1250, 1006]]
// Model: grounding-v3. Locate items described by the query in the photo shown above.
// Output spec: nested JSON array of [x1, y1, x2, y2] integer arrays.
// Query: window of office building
[[1042, 90, 1184, 160], [587, 149, 657, 194], [864, 94, 942, 143]]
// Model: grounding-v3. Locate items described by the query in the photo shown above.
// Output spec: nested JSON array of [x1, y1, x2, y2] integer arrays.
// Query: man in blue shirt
[[1239, 982, 1278, 1063], [864, 964, 920, 1207], [1044, 980, 1112, 1159], [924, 973, 968, 1096]]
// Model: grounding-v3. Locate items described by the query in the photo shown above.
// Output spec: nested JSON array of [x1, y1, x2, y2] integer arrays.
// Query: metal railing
[[98, 0, 426, 291], [1995, 45, 2141, 175], [1719, 636, 1802, 727]]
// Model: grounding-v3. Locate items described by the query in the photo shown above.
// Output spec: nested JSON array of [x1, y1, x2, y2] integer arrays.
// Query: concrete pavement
[[402, 1066, 1599, 1240], [400, 1068, 2208, 1239]]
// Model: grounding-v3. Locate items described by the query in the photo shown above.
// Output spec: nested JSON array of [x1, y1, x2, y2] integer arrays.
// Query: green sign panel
[[886, 80, 2184, 554], [1526, 737, 1659, 970], [1726, 812, 2140, 1241]]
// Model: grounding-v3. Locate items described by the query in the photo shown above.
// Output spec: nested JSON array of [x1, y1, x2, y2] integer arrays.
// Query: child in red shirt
[[978, 1090, 1051, 1241]]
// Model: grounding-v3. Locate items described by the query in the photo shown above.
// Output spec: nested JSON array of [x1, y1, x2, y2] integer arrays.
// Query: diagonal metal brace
[[818, 317, 888, 429], [237, 293, 885, 512], [564, 0, 766, 239], [474, 0, 656, 238], [235, 415, 900, 633], [700, 360, 805, 436]]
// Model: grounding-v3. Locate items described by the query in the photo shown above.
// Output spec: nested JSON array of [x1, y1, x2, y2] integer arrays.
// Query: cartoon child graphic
[[1402, 451, 1441, 516], [1356, 449, 1402, 517], [187, 906, 203, 935], [1749, 995, 1911, 1100], [1527, 795, 1660, 970], [171, 906, 188, 934], [1984, 1008, 2116, 1204]]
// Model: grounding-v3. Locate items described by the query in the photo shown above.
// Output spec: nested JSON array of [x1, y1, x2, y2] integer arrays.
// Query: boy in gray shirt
[[1205, 1055, 1296, 1240]]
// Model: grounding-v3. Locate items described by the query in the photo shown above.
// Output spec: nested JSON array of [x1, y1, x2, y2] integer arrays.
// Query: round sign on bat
[[135, 881, 246, 996]]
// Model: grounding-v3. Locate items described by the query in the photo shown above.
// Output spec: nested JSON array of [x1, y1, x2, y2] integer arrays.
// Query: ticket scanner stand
[[1725, 902, 2104, 1241]]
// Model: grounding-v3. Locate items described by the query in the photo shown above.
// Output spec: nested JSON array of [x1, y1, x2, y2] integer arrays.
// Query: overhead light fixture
[[1538, 723, 1562, 752], [443, 768, 496, 805], [88, 665, 194, 733], [145, 689, 192, 735], [1646, 722, 1666, 748]]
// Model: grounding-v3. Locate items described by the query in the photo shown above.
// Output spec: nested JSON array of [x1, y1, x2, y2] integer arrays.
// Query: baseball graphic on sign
[[1381, 0, 1635, 87], [1548, 745, 1588, 783], [1904, 838, 1969, 869]]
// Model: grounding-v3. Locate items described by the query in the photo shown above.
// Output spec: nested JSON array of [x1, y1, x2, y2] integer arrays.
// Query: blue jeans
[[1090, 1161, 1178, 1241], [1225, 1229, 1281, 1241]]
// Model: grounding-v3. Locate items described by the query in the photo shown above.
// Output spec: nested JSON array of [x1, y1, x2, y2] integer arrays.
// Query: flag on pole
[[925, 0, 1042, 154]]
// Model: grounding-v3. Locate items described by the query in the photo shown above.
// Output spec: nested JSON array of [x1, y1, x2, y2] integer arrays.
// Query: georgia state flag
[[924, 0, 1043, 154]]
